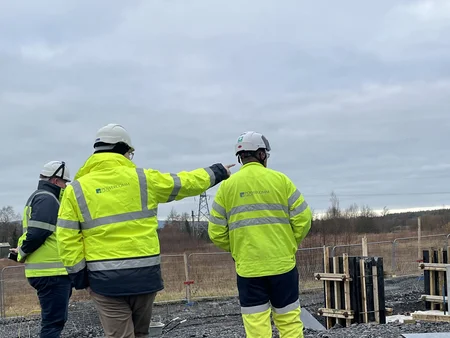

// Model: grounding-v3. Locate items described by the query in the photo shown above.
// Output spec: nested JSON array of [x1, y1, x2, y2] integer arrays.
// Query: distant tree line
[[2, 189, 450, 250], [164, 208, 210, 240], [164, 191, 450, 245], [0, 206, 22, 247]]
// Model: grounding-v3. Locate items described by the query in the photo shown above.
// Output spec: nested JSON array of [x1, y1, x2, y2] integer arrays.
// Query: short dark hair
[[238, 148, 266, 163], [39, 174, 59, 181], [94, 142, 131, 155]]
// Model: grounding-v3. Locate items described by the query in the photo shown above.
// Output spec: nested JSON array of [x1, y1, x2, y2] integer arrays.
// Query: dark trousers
[[237, 267, 303, 337], [28, 276, 73, 338], [237, 266, 300, 309]]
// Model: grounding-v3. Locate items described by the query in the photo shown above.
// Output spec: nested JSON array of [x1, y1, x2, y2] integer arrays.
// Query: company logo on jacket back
[[239, 190, 270, 198], [96, 182, 130, 194]]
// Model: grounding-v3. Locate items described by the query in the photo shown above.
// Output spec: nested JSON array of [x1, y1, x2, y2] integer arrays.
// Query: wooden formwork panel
[[316, 247, 386, 329]]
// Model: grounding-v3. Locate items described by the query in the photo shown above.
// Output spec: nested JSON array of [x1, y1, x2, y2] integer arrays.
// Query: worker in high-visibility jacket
[[11, 161, 73, 338], [208, 131, 312, 338], [56, 123, 234, 338]]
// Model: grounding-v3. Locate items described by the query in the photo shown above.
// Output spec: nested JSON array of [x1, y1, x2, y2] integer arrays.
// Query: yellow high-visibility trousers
[[242, 305, 272, 337], [238, 267, 304, 338], [273, 302, 303, 338]]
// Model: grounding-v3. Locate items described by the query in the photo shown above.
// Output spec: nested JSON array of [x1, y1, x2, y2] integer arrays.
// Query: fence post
[[331, 246, 336, 257], [392, 240, 397, 276], [418, 217, 422, 262], [0, 268, 3, 318], [362, 236, 368, 256], [183, 253, 192, 303]]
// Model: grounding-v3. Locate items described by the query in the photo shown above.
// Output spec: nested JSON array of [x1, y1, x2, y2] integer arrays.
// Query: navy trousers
[[28, 276, 73, 338], [237, 266, 300, 310], [237, 267, 303, 337]]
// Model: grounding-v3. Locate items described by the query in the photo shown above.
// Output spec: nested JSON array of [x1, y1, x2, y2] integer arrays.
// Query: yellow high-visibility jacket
[[208, 162, 312, 278], [56, 152, 228, 296], [17, 180, 68, 278]]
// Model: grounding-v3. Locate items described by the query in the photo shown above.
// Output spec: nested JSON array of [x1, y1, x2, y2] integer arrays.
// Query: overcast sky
[[1, 0, 450, 220]]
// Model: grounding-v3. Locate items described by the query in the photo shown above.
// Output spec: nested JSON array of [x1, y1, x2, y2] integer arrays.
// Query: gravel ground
[[1, 275, 447, 338]]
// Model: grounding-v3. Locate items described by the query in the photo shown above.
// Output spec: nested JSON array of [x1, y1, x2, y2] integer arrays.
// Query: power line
[[306, 191, 450, 198]]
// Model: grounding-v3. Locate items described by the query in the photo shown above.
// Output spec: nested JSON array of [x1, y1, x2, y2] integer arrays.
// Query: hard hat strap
[[52, 161, 65, 180]]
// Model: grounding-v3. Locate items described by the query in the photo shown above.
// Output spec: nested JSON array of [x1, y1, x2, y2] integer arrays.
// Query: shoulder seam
[[32, 191, 60, 206]]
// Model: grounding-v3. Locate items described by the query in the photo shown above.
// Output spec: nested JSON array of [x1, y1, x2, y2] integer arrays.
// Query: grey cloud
[[1, 0, 450, 218]]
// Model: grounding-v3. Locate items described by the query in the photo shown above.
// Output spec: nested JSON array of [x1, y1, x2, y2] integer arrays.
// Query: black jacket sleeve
[[208, 163, 229, 187], [20, 194, 59, 257]]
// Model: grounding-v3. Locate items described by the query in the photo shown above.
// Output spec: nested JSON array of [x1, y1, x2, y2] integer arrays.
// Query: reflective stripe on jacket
[[208, 162, 312, 278], [17, 180, 67, 278], [56, 152, 229, 296]]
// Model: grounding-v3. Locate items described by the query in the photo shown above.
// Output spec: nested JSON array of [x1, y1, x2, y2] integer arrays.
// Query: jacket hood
[[74, 153, 136, 180], [37, 180, 61, 199]]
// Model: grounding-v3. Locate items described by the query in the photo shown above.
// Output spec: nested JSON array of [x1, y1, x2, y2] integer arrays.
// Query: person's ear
[[258, 151, 266, 161]]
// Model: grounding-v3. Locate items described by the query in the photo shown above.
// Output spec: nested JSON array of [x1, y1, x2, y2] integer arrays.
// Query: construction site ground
[[2, 275, 450, 338]]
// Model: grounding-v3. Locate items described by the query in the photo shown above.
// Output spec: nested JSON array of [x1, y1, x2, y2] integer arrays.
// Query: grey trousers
[[89, 290, 157, 338]]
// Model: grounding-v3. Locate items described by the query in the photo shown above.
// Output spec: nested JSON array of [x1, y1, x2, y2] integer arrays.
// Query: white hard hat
[[94, 123, 134, 152], [41, 161, 71, 182], [235, 131, 271, 155]]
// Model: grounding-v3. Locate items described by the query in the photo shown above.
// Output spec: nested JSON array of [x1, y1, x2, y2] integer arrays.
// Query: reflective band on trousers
[[229, 217, 290, 231], [241, 299, 300, 315], [25, 262, 65, 270], [241, 302, 270, 314], [87, 256, 161, 271], [272, 299, 300, 314], [68, 168, 157, 230]]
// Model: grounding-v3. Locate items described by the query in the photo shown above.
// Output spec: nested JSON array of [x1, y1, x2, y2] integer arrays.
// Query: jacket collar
[[240, 162, 265, 170], [74, 153, 136, 180], [37, 180, 61, 199]]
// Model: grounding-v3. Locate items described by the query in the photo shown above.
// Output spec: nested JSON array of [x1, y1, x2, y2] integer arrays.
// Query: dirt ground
[[1, 275, 449, 338]]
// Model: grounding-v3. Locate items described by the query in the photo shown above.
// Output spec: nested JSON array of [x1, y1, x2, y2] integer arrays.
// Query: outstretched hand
[[224, 164, 236, 176]]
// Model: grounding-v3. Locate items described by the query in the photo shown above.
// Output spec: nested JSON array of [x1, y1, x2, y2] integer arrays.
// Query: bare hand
[[224, 164, 235, 176], [9, 248, 18, 254]]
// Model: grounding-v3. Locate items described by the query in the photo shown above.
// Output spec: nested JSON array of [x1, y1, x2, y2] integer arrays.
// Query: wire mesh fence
[[1, 265, 40, 318], [296, 247, 325, 290], [332, 241, 394, 274], [330, 234, 450, 277], [156, 254, 186, 302], [0, 248, 326, 319], [1, 233, 449, 326], [392, 234, 448, 276], [188, 252, 237, 299]]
